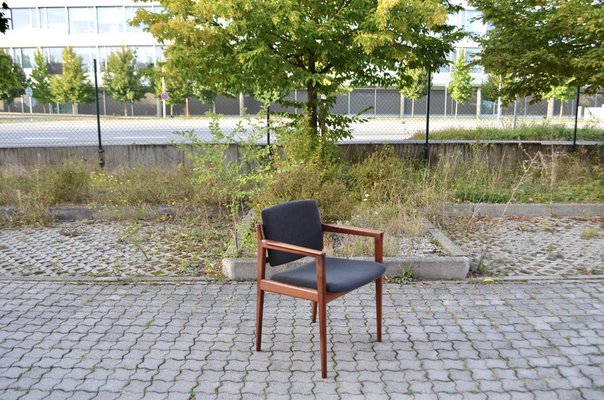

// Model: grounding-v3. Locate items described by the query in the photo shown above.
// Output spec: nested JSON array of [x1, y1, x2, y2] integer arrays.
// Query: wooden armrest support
[[261, 239, 325, 259], [322, 223, 383, 238]]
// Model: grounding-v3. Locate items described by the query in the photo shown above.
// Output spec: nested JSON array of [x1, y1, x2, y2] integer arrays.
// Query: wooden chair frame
[[256, 222, 384, 378]]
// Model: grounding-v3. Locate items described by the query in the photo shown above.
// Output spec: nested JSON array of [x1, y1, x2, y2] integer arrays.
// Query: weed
[[390, 267, 414, 284], [580, 227, 599, 240]]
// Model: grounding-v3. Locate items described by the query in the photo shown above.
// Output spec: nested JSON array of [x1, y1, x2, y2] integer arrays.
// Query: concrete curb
[[1, 274, 602, 284], [222, 220, 470, 281], [443, 203, 604, 218]]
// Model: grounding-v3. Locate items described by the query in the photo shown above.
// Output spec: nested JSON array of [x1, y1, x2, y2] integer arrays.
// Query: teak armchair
[[255, 200, 385, 378]]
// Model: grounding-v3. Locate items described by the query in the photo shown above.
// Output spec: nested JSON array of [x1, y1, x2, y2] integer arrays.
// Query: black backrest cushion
[[261, 200, 323, 266]]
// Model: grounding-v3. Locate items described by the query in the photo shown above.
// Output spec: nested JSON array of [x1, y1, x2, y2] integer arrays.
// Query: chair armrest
[[261, 239, 325, 259], [322, 223, 383, 238]]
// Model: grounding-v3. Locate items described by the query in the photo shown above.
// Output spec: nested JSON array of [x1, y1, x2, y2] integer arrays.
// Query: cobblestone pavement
[[0, 221, 206, 277], [0, 279, 603, 399], [446, 217, 604, 277]]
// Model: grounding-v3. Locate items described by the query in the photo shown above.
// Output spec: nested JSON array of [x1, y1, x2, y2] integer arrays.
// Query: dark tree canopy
[[471, 0, 604, 99], [1, 3, 9, 34]]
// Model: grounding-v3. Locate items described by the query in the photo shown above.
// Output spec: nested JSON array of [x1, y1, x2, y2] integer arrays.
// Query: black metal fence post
[[424, 69, 431, 161], [573, 86, 580, 149], [266, 105, 271, 146], [93, 59, 105, 168]]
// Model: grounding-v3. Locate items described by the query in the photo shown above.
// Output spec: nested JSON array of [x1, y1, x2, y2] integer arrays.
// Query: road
[[0, 114, 600, 147]]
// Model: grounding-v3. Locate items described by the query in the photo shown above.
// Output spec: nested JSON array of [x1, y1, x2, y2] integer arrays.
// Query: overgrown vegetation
[[410, 125, 604, 142], [1, 119, 602, 276]]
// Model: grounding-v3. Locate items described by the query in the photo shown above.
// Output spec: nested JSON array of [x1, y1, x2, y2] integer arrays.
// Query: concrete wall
[[0, 141, 600, 169]]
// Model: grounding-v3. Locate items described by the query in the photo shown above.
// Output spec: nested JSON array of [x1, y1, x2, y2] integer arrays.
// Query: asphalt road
[[0, 114, 600, 147]]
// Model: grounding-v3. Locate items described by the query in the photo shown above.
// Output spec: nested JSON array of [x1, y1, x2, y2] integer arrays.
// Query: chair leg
[[311, 301, 317, 323], [256, 288, 264, 351], [376, 277, 383, 342], [319, 299, 327, 378]]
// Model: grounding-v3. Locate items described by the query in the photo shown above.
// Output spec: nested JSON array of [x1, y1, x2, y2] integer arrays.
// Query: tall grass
[[410, 125, 604, 141]]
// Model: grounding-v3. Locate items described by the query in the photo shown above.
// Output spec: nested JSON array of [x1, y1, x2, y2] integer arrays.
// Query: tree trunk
[[170, 104, 173, 117], [124, 103, 128, 117], [185, 97, 189, 118], [559, 101, 564, 120], [212, 101, 216, 114], [307, 81, 318, 134], [455, 102, 458, 118], [411, 99, 415, 117], [546, 98, 554, 120], [131, 102, 134, 117], [72, 102, 77, 115]]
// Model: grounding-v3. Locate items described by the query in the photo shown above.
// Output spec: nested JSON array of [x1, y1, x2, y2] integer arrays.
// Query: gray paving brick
[[1, 279, 604, 400]]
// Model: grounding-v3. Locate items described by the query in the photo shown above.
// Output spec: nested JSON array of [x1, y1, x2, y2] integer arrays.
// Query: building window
[[135, 46, 155, 67], [69, 7, 95, 34], [99, 47, 120, 72], [97, 7, 124, 34], [438, 52, 454, 73], [463, 10, 485, 35], [11, 8, 39, 30], [464, 47, 482, 73], [73, 47, 92, 73], [125, 6, 152, 32], [46, 47, 65, 64], [15, 48, 36, 68], [41, 8, 67, 30], [155, 46, 165, 63]]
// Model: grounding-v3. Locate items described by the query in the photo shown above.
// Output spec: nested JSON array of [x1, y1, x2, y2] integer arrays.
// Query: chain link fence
[[1, 87, 603, 149]]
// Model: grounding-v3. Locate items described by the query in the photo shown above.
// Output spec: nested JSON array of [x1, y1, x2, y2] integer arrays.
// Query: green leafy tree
[[449, 49, 473, 117], [480, 74, 499, 103], [0, 50, 27, 108], [31, 49, 54, 113], [398, 68, 428, 117], [543, 84, 575, 121], [50, 47, 94, 114], [471, 0, 604, 99], [133, 0, 461, 142], [103, 46, 146, 116], [1, 2, 9, 34]]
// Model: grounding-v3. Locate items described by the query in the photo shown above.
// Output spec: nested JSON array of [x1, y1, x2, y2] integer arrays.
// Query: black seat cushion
[[262, 200, 324, 267], [270, 257, 386, 293]]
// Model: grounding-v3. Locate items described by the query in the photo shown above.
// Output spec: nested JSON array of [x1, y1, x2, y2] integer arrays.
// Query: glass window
[[446, 12, 459, 28], [463, 10, 485, 35], [99, 46, 119, 71], [125, 6, 152, 32], [464, 47, 482, 73], [11, 8, 39, 30], [15, 48, 36, 68], [72, 47, 92, 73], [438, 52, 454, 73], [135, 46, 155, 67], [46, 47, 65, 64], [97, 7, 123, 33], [41, 8, 66, 30], [69, 7, 95, 34], [155, 46, 165, 63]]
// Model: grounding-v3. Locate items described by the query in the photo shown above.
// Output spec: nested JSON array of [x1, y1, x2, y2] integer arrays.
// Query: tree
[[543, 84, 575, 121], [1, 2, 9, 34], [103, 46, 146, 116], [449, 49, 473, 117], [31, 49, 54, 113], [50, 47, 94, 114], [0, 50, 27, 108], [133, 0, 461, 139], [398, 68, 428, 117], [470, 0, 604, 99]]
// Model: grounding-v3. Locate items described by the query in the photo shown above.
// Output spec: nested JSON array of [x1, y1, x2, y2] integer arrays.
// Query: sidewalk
[[1, 279, 603, 399]]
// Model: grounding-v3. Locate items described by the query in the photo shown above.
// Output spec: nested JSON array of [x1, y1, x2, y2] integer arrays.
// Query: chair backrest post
[[374, 233, 384, 264], [256, 224, 267, 281]]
